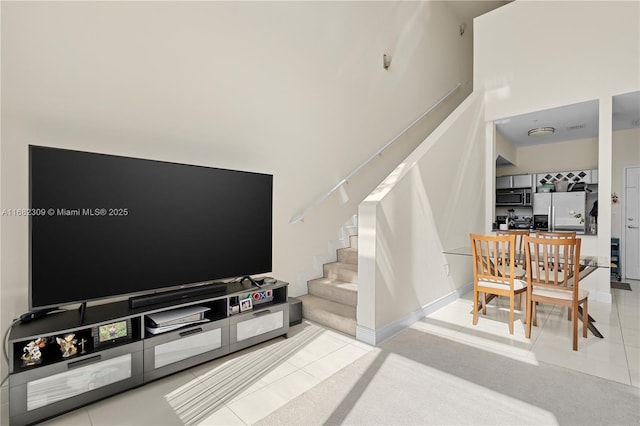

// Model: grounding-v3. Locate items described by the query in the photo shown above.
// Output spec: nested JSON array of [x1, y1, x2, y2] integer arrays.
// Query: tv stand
[[8, 280, 289, 426], [78, 301, 87, 323]]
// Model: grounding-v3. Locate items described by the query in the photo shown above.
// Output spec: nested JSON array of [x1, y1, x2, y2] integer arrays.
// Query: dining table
[[443, 246, 610, 338]]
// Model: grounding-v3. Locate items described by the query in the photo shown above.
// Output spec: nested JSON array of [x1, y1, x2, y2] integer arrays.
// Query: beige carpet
[[257, 328, 640, 425]]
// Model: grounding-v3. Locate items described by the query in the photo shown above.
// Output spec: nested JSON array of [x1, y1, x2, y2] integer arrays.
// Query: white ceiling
[[613, 91, 640, 130], [446, 1, 511, 27], [495, 91, 640, 150]]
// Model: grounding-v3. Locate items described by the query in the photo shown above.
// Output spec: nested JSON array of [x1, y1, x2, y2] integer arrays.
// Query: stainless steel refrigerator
[[533, 191, 587, 232]]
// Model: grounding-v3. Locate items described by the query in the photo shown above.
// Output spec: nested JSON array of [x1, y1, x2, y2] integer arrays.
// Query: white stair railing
[[289, 82, 462, 224]]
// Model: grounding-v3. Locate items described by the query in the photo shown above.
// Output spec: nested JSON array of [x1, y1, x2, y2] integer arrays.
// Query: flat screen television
[[29, 145, 273, 310]]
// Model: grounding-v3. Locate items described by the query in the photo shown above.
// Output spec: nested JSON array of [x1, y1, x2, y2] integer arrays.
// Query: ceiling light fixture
[[527, 127, 555, 137]]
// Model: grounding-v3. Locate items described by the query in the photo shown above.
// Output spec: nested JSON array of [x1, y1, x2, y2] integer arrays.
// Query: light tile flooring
[[415, 279, 640, 388], [31, 322, 376, 426], [4, 280, 638, 425]]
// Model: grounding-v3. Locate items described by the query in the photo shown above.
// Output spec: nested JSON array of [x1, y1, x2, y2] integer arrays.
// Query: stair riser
[[337, 248, 358, 265], [302, 307, 356, 336], [324, 267, 358, 283], [308, 280, 357, 307]]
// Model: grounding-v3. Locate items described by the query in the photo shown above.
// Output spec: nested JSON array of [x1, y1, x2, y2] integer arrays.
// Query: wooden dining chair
[[470, 233, 527, 334], [535, 230, 577, 320], [523, 234, 587, 350], [496, 229, 529, 309]]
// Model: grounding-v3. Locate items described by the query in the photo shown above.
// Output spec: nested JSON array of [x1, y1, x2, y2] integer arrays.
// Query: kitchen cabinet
[[496, 176, 512, 189], [570, 170, 591, 183], [512, 174, 532, 188], [496, 174, 532, 189], [535, 169, 594, 187]]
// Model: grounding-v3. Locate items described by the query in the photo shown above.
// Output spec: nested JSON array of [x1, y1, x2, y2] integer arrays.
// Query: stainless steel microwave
[[496, 188, 532, 206]]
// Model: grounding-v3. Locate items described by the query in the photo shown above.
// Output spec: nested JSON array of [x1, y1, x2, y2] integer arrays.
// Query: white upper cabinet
[[535, 169, 596, 187], [512, 174, 533, 188], [496, 176, 512, 189], [496, 174, 532, 189], [500, 170, 597, 192]]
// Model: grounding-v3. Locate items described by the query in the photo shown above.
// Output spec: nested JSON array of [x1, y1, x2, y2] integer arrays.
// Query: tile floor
[[5, 280, 638, 425], [32, 322, 376, 426], [414, 279, 640, 388]]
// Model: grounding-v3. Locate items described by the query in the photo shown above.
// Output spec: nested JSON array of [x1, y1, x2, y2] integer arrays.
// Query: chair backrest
[[523, 234, 582, 294], [535, 231, 577, 265], [536, 231, 577, 239], [496, 229, 530, 265], [470, 233, 517, 287]]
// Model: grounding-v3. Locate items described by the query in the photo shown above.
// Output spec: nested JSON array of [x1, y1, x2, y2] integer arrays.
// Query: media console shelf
[[8, 280, 289, 426]]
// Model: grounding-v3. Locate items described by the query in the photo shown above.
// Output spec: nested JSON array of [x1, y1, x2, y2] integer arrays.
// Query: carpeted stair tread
[[303, 234, 358, 336], [298, 294, 356, 336], [337, 246, 358, 265], [308, 277, 358, 307]]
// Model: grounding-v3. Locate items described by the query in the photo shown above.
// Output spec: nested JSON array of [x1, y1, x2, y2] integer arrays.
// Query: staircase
[[298, 234, 358, 336]]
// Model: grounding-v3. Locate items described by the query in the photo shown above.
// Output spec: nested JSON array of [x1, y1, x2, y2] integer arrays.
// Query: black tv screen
[[29, 145, 273, 310]]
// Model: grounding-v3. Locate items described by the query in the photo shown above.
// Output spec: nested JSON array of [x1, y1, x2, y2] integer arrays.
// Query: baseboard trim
[[355, 281, 612, 347], [355, 325, 376, 346], [356, 282, 473, 346]]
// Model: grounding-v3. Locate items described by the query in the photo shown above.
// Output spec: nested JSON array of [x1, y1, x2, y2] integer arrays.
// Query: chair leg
[[583, 299, 588, 338], [482, 292, 487, 315], [568, 307, 572, 321], [473, 290, 479, 326], [532, 300, 537, 327], [521, 293, 527, 325], [572, 302, 579, 351], [525, 295, 532, 339], [516, 293, 521, 311], [509, 296, 514, 334]]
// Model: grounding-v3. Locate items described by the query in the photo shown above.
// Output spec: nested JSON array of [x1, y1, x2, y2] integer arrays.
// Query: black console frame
[[8, 280, 289, 426]]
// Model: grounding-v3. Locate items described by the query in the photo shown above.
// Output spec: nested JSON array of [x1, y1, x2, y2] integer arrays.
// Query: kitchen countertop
[[491, 227, 597, 236]]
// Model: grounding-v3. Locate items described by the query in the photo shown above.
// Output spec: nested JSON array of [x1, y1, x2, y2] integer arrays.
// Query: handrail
[[289, 82, 462, 224]]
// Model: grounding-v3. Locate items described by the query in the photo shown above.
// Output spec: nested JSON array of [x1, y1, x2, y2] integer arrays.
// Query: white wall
[[358, 92, 485, 344], [0, 1, 474, 390], [612, 128, 640, 238], [475, 1, 639, 123], [496, 130, 516, 165], [497, 136, 599, 176], [475, 0, 640, 302]]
